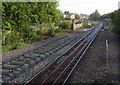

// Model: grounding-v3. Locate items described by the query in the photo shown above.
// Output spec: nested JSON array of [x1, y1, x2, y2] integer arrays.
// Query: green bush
[[109, 9, 120, 34], [2, 2, 62, 51], [37, 23, 55, 37], [2, 32, 26, 51], [26, 32, 38, 43], [79, 20, 92, 28], [55, 28, 64, 33], [45, 28, 54, 37], [59, 22, 72, 29], [80, 21, 92, 24], [65, 18, 71, 20], [83, 23, 92, 28], [2, 42, 26, 51], [75, 21, 82, 24]]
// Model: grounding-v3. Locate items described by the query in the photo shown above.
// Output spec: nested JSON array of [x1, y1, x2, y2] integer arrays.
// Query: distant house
[[62, 13, 75, 19]]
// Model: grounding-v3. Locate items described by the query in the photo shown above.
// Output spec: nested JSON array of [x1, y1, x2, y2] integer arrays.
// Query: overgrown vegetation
[[2, 2, 69, 51], [80, 21, 93, 28], [102, 9, 120, 34], [65, 18, 71, 20], [83, 23, 92, 28], [75, 21, 82, 24], [109, 9, 120, 34], [59, 22, 72, 29]]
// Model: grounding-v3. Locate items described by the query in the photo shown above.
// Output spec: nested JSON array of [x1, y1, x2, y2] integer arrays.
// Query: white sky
[[58, 0, 120, 15]]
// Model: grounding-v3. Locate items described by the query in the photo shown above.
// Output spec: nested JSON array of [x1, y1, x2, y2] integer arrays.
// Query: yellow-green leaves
[[2, 2, 62, 51]]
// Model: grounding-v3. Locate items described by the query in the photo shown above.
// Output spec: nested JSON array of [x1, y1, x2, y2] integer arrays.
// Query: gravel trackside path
[[2, 31, 91, 83], [68, 30, 119, 84]]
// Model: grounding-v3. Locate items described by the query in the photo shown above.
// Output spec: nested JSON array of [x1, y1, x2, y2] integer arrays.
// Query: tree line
[[109, 9, 120, 34], [89, 10, 101, 21], [2, 2, 62, 51]]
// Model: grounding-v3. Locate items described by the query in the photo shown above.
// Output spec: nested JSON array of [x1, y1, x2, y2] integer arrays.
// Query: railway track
[[1, 30, 90, 83], [25, 23, 103, 84]]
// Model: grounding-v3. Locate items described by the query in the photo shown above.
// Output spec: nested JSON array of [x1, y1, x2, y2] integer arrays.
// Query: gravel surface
[[2, 32, 84, 61], [2, 36, 63, 61], [67, 30, 119, 84], [2, 31, 90, 83]]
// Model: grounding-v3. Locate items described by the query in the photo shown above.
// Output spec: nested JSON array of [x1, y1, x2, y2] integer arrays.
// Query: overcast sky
[[58, 0, 120, 15]]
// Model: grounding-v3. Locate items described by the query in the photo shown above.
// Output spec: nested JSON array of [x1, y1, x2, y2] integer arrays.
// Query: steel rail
[[41, 31, 93, 84], [53, 35, 94, 84], [41, 37, 86, 84], [2, 35, 76, 82], [56, 23, 103, 84], [3, 36, 65, 62], [25, 30, 94, 84], [41, 23, 103, 84], [63, 23, 103, 84]]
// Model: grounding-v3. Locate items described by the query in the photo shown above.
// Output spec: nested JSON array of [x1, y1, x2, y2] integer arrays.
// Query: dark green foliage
[[59, 22, 72, 29], [2, 32, 26, 50], [75, 21, 81, 24], [81, 21, 92, 28], [109, 9, 120, 34], [89, 10, 101, 21], [55, 28, 64, 33], [75, 13, 80, 19], [2, 2, 62, 51], [64, 11, 69, 14], [65, 18, 71, 20]]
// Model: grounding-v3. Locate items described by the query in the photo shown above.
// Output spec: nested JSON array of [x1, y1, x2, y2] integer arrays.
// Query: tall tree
[[109, 9, 120, 34], [75, 13, 80, 19], [64, 11, 69, 14], [2, 2, 62, 45], [89, 10, 100, 21]]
